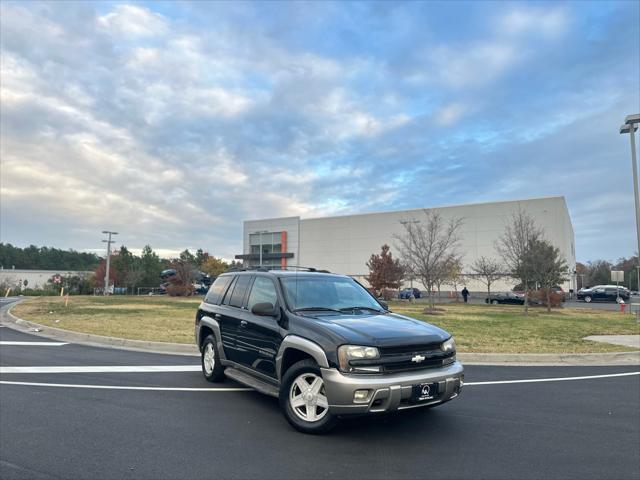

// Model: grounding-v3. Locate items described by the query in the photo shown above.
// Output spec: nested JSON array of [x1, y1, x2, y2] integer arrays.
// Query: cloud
[[98, 4, 168, 37], [0, 1, 638, 262]]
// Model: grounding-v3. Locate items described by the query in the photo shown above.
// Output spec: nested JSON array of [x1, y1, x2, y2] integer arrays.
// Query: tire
[[279, 359, 338, 434], [491, 299, 499, 305], [201, 334, 225, 382], [584, 296, 592, 303]]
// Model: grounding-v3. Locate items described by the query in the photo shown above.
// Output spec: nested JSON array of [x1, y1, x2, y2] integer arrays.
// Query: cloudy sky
[[1, 1, 638, 262]]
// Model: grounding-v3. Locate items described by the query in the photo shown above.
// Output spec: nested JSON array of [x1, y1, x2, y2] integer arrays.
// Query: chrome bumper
[[321, 362, 464, 415]]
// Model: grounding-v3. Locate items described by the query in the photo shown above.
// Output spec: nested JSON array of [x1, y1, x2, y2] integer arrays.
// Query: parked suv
[[195, 268, 463, 433]]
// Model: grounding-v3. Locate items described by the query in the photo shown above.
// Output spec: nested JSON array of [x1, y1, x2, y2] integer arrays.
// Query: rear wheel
[[491, 299, 499, 305], [280, 359, 338, 434], [584, 296, 592, 303], [201, 335, 225, 382]]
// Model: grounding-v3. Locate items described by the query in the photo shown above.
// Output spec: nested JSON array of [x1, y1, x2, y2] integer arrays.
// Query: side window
[[247, 277, 278, 311], [221, 277, 237, 306], [229, 275, 252, 308], [204, 276, 233, 305]]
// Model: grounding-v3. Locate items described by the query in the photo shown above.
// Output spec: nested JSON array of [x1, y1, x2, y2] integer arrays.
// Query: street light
[[102, 231, 118, 295], [620, 113, 640, 292]]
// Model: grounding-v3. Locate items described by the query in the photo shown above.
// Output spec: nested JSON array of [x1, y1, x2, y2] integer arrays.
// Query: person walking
[[461, 287, 469, 304]]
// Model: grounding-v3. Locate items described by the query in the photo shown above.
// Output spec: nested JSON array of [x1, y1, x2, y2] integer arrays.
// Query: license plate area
[[411, 382, 439, 403]]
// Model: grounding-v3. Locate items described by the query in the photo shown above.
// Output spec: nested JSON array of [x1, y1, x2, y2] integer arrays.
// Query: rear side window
[[229, 275, 252, 308], [247, 277, 278, 311], [204, 276, 233, 304]]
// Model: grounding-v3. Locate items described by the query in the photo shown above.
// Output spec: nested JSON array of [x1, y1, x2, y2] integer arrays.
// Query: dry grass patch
[[10, 296, 640, 352], [12, 296, 201, 344], [390, 301, 640, 353]]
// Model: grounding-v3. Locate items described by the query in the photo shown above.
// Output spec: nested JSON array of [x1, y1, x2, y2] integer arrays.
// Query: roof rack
[[223, 266, 331, 273]]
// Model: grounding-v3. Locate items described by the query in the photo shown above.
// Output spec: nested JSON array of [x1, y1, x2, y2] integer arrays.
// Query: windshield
[[280, 276, 383, 313]]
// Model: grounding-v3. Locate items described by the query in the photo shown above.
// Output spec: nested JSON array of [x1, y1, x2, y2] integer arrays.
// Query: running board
[[225, 368, 279, 398]]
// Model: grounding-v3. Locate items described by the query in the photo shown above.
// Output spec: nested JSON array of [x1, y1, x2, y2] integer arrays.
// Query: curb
[[2, 300, 639, 365]]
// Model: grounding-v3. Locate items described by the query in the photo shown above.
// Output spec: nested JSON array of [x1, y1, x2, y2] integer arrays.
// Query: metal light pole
[[620, 114, 640, 289], [102, 231, 118, 295]]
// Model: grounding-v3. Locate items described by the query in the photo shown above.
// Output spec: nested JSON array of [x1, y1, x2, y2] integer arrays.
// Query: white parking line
[[0, 341, 68, 346], [465, 371, 640, 386], [0, 371, 637, 392], [0, 381, 252, 391], [0, 365, 201, 374]]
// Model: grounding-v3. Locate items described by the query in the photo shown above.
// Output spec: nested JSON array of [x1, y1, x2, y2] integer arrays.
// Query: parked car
[[399, 287, 421, 299], [577, 285, 630, 303], [195, 268, 463, 433], [550, 286, 566, 301], [485, 292, 525, 305]]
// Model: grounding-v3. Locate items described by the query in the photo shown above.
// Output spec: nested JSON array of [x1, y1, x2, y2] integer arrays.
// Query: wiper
[[293, 307, 343, 314], [339, 306, 385, 313]]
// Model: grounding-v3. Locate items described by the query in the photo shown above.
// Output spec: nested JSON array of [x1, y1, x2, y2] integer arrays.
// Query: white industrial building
[[235, 196, 576, 293], [0, 269, 94, 290]]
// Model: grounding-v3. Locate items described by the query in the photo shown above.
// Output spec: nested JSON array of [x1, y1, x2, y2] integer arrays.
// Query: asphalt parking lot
[[1, 303, 639, 480]]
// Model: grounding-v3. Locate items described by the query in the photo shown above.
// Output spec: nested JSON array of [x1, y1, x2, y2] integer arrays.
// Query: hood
[[307, 312, 450, 347]]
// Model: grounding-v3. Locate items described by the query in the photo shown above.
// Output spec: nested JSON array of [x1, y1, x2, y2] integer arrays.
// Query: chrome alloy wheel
[[289, 373, 329, 422], [203, 343, 215, 375]]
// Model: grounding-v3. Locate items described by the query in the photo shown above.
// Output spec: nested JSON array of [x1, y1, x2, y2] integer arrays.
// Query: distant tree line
[[0, 243, 241, 296], [0, 243, 101, 271]]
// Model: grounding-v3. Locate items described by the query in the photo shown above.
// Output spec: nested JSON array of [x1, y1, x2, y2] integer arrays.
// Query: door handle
[[214, 314, 221, 319], [240, 320, 248, 328]]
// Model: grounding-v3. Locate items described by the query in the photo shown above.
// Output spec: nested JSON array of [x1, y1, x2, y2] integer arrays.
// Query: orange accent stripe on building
[[281, 231, 287, 269]]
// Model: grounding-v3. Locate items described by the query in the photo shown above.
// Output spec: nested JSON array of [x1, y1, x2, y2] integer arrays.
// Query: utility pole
[[102, 231, 118, 295]]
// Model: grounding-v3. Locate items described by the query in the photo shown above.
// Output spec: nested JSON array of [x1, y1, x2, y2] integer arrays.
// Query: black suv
[[195, 268, 463, 433]]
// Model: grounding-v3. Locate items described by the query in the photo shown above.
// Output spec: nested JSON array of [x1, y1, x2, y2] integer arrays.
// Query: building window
[[248, 232, 284, 266]]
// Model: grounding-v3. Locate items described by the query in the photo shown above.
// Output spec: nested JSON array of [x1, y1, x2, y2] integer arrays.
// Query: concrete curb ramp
[[2, 302, 639, 365]]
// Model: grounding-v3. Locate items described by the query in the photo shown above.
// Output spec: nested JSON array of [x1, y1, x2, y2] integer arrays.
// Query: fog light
[[353, 390, 370, 402]]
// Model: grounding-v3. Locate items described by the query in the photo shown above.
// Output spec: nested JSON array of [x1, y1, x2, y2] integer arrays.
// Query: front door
[[234, 275, 283, 379]]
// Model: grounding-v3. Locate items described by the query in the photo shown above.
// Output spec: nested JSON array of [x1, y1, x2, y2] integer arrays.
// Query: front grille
[[378, 344, 454, 373]]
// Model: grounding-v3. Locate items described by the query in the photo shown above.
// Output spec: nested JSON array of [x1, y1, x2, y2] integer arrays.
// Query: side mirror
[[251, 302, 277, 316]]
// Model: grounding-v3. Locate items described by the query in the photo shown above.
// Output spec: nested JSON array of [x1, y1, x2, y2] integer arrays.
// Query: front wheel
[[491, 299, 499, 305], [584, 296, 592, 303], [280, 359, 338, 434]]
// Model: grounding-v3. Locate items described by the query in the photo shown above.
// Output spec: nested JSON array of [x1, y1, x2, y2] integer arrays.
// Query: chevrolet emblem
[[411, 354, 426, 363]]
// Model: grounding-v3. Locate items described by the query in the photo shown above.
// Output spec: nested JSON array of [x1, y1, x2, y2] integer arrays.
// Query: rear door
[[234, 275, 283, 379], [217, 275, 253, 362]]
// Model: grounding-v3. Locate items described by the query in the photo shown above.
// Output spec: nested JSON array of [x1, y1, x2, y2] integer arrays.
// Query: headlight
[[441, 337, 456, 353], [338, 345, 380, 373]]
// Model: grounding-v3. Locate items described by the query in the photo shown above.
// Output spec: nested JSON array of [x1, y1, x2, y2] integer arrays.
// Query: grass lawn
[[10, 296, 640, 353]]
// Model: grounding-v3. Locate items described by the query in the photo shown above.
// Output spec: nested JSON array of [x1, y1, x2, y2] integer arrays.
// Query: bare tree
[[395, 211, 464, 310], [470, 256, 504, 303], [496, 209, 543, 315]]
